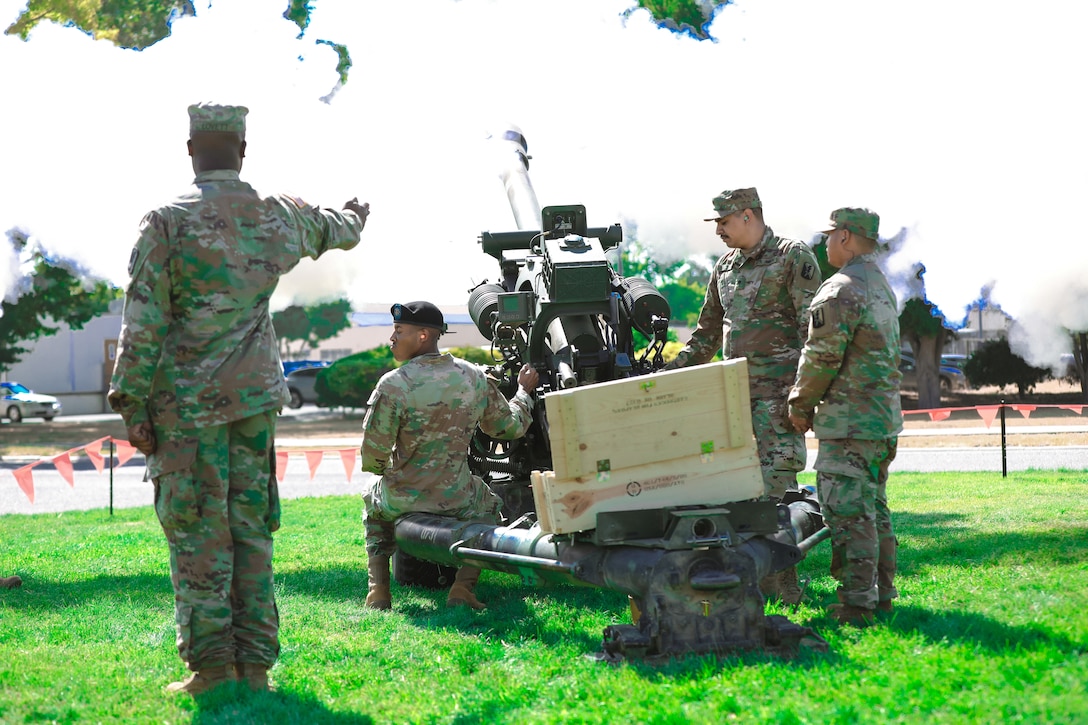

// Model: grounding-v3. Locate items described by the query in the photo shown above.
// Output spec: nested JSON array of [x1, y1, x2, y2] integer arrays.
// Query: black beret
[[391, 301, 447, 332]]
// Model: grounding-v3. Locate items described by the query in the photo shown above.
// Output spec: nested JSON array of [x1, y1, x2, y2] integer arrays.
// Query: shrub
[[315, 346, 397, 408], [963, 338, 1050, 397]]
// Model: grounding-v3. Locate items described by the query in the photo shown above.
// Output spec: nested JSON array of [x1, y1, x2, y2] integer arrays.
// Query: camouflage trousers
[[815, 437, 898, 609], [362, 474, 503, 558], [149, 410, 281, 671], [751, 396, 807, 500]]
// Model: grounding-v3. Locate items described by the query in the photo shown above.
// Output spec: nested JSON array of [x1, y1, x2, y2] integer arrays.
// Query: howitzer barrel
[[495, 125, 541, 231]]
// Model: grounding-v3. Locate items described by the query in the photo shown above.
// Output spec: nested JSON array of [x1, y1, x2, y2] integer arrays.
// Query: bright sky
[[1, 0, 1085, 367]]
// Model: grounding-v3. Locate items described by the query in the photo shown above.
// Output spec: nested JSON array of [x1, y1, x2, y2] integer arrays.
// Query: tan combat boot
[[0, 575, 22, 589], [828, 603, 875, 627], [236, 663, 271, 691], [365, 554, 392, 610], [777, 566, 804, 605], [447, 566, 486, 610], [165, 664, 235, 695]]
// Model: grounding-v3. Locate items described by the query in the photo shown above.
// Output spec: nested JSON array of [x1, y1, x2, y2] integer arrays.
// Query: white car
[[1, 381, 62, 422]]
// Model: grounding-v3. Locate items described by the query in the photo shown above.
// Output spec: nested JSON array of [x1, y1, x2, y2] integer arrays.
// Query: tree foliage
[[314, 345, 396, 409], [5, 0, 194, 48], [963, 337, 1051, 398], [634, 0, 715, 39], [272, 298, 353, 359], [620, 239, 713, 328], [0, 235, 119, 372]]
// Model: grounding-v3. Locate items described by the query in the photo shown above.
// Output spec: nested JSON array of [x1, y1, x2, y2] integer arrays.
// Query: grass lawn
[[1, 470, 1086, 724]]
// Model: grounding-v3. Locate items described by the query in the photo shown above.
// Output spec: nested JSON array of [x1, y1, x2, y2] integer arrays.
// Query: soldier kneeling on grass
[[360, 301, 538, 611]]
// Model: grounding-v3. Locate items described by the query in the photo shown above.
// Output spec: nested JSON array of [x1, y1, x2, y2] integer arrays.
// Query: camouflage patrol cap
[[823, 207, 880, 240], [391, 301, 448, 333], [704, 188, 762, 221], [188, 103, 248, 135]]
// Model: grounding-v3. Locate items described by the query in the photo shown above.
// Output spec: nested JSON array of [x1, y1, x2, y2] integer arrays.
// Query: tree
[[899, 296, 952, 409], [271, 298, 353, 359], [5, 0, 195, 48], [0, 233, 119, 372], [963, 338, 1051, 398], [1067, 331, 1088, 401]]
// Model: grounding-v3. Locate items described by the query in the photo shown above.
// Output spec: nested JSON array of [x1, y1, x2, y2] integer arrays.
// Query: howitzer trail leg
[[366, 554, 391, 610], [447, 566, 486, 610]]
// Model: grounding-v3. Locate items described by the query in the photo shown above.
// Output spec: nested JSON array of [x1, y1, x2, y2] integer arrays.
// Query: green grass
[[2, 471, 1087, 724]]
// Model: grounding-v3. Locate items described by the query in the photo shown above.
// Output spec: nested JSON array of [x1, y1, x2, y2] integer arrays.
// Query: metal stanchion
[[999, 400, 1007, 478], [109, 438, 114, 516]]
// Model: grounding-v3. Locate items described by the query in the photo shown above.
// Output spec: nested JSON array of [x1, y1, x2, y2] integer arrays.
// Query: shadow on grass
[[894, 510, 1088, 566], [871, 604, 1082, 654], [397, 577, 620, 655], [193, 683, 374, 725], [0, 572, 170, 612]]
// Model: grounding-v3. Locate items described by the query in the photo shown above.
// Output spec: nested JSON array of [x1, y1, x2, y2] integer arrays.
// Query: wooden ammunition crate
[[531, 359, 764, 534]]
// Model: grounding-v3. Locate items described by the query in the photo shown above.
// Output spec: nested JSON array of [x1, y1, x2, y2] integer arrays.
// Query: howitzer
[[390, 126, 829, 659]]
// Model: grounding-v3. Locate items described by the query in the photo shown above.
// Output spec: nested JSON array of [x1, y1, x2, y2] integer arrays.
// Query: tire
[[6, 405, 22, 423], [940, 377, 952, 395], [288, 389, 303, 409]]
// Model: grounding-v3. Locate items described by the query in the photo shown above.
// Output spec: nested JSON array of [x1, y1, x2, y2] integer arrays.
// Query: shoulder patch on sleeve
[[127, 246, 140, 276], [809, 301, 838, 337], [801, 262, 815, 280]]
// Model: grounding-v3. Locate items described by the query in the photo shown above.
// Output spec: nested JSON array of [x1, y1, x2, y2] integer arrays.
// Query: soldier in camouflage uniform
[[667, 188, 821, 603], [109, 103, 370, 694], [787, 208, 901, 626], [360, 301, 538, 611]]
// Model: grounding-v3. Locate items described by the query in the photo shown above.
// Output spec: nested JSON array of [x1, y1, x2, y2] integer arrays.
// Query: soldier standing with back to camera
[[109, 102, 370, 694], [360, 301, 538, 612], [787, 208, 901, 626], [666, 188, 821, 604]]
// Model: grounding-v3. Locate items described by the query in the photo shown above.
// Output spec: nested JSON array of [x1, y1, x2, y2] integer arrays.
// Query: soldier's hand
[[344, 198, 370, 226], [127, 422, 157, 456], [517, 364, 539, 394], [787, 411, 811, 434]]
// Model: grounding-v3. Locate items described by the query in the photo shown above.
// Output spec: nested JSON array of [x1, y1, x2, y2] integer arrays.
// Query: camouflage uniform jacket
[[109, 170, 364, 429], [788, 253, 903, 439], [360, 353, 533, 515], [674, 227, 821, 397]]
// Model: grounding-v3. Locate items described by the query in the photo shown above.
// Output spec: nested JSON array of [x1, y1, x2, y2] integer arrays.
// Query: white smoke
[[1, 0, 1085, 367]]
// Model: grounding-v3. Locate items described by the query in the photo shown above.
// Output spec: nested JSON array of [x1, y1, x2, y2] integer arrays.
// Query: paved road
[[2, 443, 1086, 516], [2, 408, 1086, 515]]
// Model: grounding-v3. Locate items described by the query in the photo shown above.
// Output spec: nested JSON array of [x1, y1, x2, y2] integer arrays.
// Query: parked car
[[1, 381, 62, 422], [899, 352, 969, 394], [285, 366, 326, 408], [940, 354, 968, 372]]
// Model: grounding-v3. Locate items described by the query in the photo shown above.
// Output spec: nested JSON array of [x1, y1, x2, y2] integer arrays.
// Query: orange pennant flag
[[305, 450, 324, 481], [1058, 405, 1084, 415], [927, 409, 952, 422], [13, 465, 36, 504], [976, 406, 1001, 429], [275, 450, 290, 483], [339, 449, 356, 483], [84, 438, 106, 473], [1011, 405, 1036, 419], [112, 439, 138, 467], [52, 452, 75, 487]]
